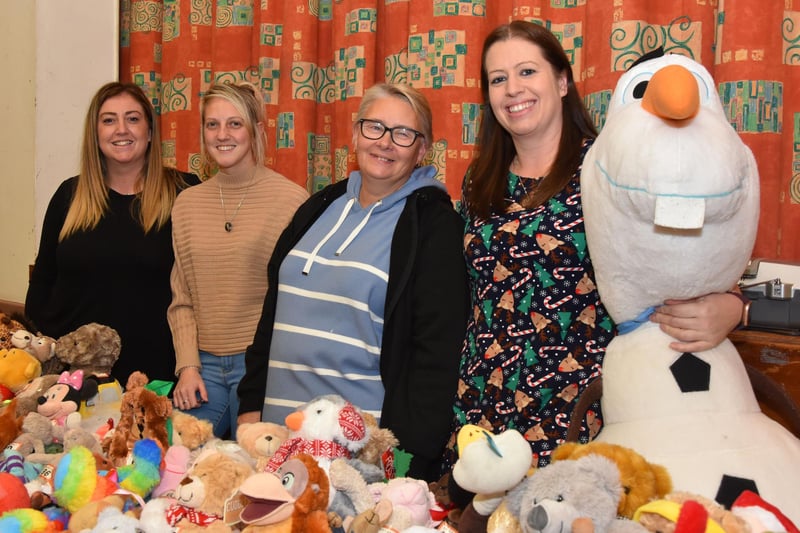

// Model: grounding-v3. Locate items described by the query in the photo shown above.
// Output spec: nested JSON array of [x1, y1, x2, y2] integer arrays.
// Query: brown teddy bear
[[103, 371, 172, 466], [551, 441, 672, 519], [167, 449, 255, 531], [236, 421, 290, 471], [55, 322, 121, 377]]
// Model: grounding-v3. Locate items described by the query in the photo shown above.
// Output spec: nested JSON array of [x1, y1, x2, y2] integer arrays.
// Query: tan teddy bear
[[168, 450, 255, 531], [171, 410, 214, 451], [236, 421, 290, 471]]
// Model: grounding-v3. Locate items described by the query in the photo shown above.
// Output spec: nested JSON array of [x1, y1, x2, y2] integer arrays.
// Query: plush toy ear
[[339, 403, 366, 442]]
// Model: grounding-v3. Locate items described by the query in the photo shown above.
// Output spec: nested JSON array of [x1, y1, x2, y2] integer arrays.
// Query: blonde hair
[[356, 83, 433, 147], [60, 82, 186, 240], [200, 82, 267, 177]]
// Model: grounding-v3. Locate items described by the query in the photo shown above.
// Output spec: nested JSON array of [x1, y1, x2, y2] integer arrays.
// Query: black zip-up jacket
[[238, 178, 469, 480]]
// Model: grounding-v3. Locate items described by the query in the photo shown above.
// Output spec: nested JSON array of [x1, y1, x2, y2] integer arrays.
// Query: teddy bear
[[505, 454, 649, 533], [103, 371, 172, 466], [0, 348, 42, 393], [26, 426, 102, 466], [171, 409, 214, 451], [54, 322, 121, 377], [550, 441, 672, 519], [166, 448, 255, 530], [353, 411, 399, 479], [581, 49, 800, 520], [236, 420, 290, 471], [634, 491, 750, 533]]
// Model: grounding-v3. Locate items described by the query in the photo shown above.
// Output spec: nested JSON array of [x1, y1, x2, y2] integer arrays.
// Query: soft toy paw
[[505, 454, 648, 533]]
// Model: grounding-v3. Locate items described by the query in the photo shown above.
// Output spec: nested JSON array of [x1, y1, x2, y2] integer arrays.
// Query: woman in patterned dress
[[443, 21, 745, 473]]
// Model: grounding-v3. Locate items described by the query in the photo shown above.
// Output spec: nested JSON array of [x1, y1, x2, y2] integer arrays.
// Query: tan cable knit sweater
[[168, 166, 309, 375]]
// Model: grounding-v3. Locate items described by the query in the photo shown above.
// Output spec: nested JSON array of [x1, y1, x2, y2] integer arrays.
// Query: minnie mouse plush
[[37, 370, 99, 429]]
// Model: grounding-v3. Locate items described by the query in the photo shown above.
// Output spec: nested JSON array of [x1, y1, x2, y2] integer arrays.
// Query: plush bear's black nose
[[38, 396, 46, 405]]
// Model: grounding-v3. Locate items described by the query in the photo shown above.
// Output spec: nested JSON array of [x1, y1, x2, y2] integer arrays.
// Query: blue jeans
[[183, 350, 245, 439]]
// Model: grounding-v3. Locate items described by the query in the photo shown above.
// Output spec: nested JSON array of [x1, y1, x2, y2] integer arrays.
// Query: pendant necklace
[[219, 169, 257, 232]]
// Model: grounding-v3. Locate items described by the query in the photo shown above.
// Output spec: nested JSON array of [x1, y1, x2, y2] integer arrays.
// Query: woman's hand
[[172, 367, 208, 409], [649, 292, 743, 352]]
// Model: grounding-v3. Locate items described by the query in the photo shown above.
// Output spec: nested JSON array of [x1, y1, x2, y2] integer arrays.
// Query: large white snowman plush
[[581, 49, 800, 521]]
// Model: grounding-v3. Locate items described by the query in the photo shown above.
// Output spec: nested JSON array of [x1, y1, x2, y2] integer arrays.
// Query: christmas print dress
[[444, 140, 615, 469]]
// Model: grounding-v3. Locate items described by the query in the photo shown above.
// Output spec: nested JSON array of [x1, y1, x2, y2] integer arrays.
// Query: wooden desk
[[729, 329, 800, 437]]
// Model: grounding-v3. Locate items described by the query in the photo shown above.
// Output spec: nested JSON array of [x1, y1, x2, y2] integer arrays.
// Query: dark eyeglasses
[[358, 119, 423, 147]]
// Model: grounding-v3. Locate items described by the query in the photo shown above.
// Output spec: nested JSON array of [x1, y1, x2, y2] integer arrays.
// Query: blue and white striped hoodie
[[262, 165, 445, 424]]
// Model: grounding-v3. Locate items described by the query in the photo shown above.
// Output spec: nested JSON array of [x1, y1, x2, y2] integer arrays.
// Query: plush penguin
[[581, 48, 800, 522]]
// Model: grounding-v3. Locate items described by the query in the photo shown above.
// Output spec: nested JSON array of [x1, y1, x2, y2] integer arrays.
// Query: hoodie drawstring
[[335, 200, 381, 256], [302, 197, 355, 274]]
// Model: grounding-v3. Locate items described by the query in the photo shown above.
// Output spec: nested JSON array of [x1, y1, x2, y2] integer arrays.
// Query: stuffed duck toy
[[581, 49, 800, 521]]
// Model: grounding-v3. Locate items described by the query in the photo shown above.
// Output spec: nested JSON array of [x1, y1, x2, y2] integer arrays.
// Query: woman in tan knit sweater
[[168, 82, 308, 437]]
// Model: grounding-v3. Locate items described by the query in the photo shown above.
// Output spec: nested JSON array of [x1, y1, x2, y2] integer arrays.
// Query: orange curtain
[[120, 0, 800, 261]]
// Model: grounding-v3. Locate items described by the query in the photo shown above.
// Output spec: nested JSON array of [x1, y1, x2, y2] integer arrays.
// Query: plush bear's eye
[[556, 495, 564, 502], [623, 485, 631, 495]]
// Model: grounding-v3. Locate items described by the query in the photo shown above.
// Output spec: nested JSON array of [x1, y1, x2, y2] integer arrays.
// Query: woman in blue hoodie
[[237, 83, 469, 481]]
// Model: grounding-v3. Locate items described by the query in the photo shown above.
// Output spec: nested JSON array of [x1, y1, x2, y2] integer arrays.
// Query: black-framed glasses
[[358, 119, 423, 147]]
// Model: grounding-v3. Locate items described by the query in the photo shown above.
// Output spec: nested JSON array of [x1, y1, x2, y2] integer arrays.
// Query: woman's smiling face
[[97, 93, 151, 169], [485, 37, 567, 143], [352, 95, 427, 193]]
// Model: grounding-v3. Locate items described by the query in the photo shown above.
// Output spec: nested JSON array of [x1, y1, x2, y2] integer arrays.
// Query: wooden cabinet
[[729, 329, 800, 438]]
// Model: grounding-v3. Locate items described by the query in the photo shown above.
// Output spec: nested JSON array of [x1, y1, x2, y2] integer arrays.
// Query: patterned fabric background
[[120, 0, 800, 261]]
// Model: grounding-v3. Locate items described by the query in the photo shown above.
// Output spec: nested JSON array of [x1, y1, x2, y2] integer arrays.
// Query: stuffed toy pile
[[581, 49, 800, 520]]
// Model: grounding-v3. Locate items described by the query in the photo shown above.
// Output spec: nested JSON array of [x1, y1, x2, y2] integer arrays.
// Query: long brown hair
[[60, 82, 186, 240], [465, 21, 597, 219]]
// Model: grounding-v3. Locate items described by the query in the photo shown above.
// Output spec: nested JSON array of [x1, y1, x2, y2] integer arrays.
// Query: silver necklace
[[218, 170, 256, 232]]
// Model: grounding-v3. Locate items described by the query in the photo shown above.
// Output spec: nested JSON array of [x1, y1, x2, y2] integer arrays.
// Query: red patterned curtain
[[120, 0, 800, 261]]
